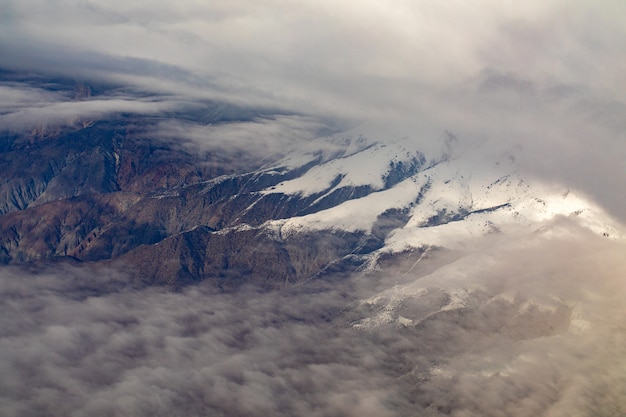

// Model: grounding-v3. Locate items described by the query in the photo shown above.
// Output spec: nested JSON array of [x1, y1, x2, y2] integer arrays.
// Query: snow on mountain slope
[[385, 170, 623, 253], [263, 137, 424, 198], [350, 253, 573, 332], [269, 175, 428, 235], [349, 212, 625, 337], [263, 134, 624, 252]]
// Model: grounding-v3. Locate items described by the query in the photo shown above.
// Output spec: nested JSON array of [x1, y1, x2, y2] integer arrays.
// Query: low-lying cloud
[[0, 97, 172, 131], [151, 115, 338, 162], [1, 224, 625, 416]]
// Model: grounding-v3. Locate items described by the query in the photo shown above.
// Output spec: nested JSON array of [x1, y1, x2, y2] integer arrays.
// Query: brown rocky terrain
[[0, 112, 419, 289]]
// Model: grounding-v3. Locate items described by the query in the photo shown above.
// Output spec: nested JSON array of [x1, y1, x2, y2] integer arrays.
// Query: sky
[[0, 0, 625, 220]]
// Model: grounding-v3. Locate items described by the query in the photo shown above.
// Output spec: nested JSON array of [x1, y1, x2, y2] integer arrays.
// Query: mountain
[[0, 105, 621, 289], [2, 73, 626, 417]]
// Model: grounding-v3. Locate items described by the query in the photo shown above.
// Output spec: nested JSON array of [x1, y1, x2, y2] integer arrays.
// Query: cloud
[[0, 263, 402, 416], [0, 96, 173, 130], [2, 0, 624, 221], [0, 84, 65, 112], [150, 115, 340, 163], [4, 1, 624, 112], [1, 224, 625, 416]]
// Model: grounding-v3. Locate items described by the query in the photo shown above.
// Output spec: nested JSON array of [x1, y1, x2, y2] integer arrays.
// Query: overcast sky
[[2, 1, 624, 111], [1, 1, 624, 221]]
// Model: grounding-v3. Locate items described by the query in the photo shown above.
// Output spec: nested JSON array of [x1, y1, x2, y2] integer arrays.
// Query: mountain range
[[0, 78, 620, 291], [2, 71, 626, 417]]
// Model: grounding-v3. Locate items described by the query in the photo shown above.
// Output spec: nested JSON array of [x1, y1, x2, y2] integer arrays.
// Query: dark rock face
[[0, 71, 435, 288], [119, 227, 361, 290], [0, 120, 205, 215], [0, 111, 422, 288]]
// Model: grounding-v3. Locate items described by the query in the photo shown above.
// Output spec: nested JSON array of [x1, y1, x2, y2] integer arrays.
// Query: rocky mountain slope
[[1, 107, 621, 289]]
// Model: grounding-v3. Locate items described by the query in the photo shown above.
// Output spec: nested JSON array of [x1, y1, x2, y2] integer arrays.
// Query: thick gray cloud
[[1, 1, 624, 220], [1, 223, 625, 416], [3, 1, 624, 112]]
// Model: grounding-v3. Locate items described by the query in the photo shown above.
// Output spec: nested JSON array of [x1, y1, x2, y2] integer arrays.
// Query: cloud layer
[[3, 1, 624, 111], [1, 1, 624, 220], [1, 224, 625, 416]]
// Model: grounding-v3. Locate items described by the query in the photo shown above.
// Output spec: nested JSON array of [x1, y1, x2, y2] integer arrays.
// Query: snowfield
[[262, 132, 623, 255]]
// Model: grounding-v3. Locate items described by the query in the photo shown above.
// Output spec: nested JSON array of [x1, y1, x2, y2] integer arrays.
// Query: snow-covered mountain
[[2, 82, 625, 417], [0, 117, 622, 288], [262, 128, 622, 260]]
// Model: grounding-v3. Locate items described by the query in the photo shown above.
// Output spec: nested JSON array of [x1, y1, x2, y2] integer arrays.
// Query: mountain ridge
[[0, 114, 621, 289], [0, 72, 622, 288]]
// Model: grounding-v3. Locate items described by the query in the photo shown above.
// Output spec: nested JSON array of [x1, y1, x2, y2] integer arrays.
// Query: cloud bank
[[1, 225, 625, 416], [1, 1, 624, 220]]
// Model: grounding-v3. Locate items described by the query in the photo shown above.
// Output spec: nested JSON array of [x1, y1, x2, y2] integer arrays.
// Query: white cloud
[[1, 1, 625, 220], [1, 227, 625, 416], [0, 97, 173, 130], [151, 115, 335, 160], [3, 1, 623, 111]]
